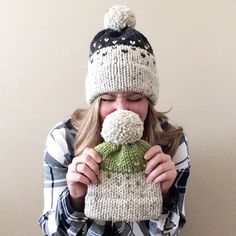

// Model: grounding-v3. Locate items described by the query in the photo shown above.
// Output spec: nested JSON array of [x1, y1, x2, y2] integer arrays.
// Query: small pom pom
[[104, 5, 136, 31], [101, 110, 143, 145]]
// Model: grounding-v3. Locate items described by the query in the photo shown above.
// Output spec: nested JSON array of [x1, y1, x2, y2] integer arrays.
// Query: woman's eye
[[101, 97, 115, 102], [128, 96, 143, 101]]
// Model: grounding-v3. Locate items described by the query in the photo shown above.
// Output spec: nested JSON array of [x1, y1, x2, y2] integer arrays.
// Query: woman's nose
[[115, 99, 129, 110]]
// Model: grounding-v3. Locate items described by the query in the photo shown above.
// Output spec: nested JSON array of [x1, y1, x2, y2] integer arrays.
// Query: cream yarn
[[104, 5, 136, 31], [101, 110, 143, 145]]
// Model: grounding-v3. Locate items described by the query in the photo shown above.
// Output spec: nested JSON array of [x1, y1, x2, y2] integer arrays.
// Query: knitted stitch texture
[[85, 5, 159, 105], [101, 109, 143, 145], [84, 110, 163, 222], [104, 5, 136, 31]]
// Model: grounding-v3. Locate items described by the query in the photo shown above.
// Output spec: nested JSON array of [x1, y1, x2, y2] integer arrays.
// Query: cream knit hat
[[84, 110, 163, 222], [85, 5, 159, 105]]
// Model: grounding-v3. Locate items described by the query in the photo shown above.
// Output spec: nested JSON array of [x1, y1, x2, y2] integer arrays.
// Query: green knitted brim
[[95, 139, 150, 174]]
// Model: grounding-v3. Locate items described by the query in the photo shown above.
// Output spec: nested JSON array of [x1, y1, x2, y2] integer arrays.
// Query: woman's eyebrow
[[102, 93, 116, 97], [127, 93, 143, 97]]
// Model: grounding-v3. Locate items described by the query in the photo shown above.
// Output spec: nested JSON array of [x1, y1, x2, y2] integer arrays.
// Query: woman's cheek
[[99, 102, 115, 122]]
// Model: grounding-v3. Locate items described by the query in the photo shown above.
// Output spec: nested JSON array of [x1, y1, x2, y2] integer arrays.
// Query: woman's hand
[[66, 147, 101, 209], [144, 145, 177, 198]]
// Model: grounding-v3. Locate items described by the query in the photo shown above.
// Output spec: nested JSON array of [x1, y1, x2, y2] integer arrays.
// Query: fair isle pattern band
[[85, 44, 158, 104], [89, 28, 154, 55], [85, 171, 163, 222]]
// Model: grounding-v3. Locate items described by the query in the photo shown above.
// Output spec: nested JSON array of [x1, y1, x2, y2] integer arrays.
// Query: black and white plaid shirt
[[38, 117, 190, 236]]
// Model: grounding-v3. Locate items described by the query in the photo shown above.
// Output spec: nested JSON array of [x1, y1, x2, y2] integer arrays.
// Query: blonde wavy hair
[[71, 97, 184, 157]]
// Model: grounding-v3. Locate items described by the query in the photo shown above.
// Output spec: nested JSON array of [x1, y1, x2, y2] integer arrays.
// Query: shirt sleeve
[[149, 135, 190, 236], [38, 122, 91, 236]]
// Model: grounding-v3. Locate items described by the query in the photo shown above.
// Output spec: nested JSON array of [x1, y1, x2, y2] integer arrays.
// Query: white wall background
[[0, 0, 236, 235]]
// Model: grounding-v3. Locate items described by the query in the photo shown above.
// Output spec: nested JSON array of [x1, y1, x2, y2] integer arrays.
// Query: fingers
[[146, 161, 175, 184], [83, 147, 101, 163], [73, 147, 101, 173], [144, 145, 176, 185], [72, 159, 99, 177], [145, 147, 171, 175], [67, 170, 91, 185], [70, 163, 97, 185], [152, 169, 177, 185], [144, 145, 162, 160], [68, 147, 101, 185]]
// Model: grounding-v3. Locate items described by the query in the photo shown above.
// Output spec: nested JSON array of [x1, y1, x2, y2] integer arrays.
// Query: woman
[[38, 5, 190, 236]]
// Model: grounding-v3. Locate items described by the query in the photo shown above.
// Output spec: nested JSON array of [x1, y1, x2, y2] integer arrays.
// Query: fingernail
[[144, 167, 149, 174]]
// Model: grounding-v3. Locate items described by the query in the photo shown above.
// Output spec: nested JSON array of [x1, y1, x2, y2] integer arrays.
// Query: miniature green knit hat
[[84, 110, 162, 222]]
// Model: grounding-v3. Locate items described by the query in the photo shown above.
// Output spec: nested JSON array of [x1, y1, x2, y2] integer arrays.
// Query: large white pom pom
[[104, 5, 136, 31], [101, 110, 143, 145]]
